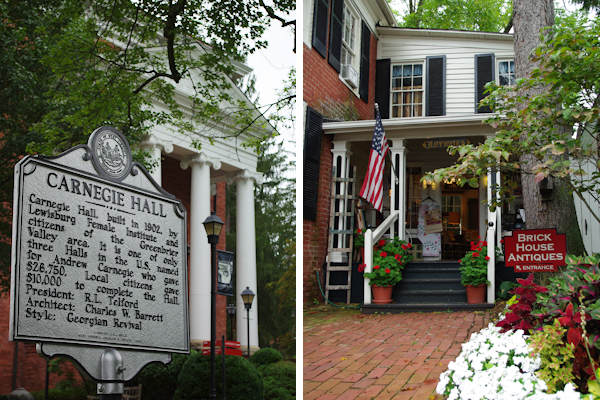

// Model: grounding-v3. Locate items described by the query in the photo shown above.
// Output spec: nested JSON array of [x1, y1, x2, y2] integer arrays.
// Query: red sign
[[504, 229, 566, 272]]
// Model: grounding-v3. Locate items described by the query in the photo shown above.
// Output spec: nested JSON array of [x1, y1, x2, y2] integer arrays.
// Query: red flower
[[401, 244, 408, 250], [395, 254, 402, 261], [378, 239, 386, 247], [485, 256, 490, 261], [473, 252, 479, 258], [357, 229, 362, 234], [500, 238, 504, 244], [385, 268, 391, 274], [374, 265, 380, 270], [482, 241, 487, 246], [408, 243, 412, 248], [458, 259, 462, 263], [380, 251, 388, 257], [358, 263, 366, 272]]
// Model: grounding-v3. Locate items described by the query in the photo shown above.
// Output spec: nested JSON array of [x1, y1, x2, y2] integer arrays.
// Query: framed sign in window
[[217, 250, 235, 296]]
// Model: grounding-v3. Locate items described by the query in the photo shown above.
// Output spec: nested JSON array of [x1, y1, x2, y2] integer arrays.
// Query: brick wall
[[302, 33, 378, 303]]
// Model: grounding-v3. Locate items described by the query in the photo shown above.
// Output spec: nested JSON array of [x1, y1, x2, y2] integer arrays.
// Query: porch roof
[[322, 114, 495, 139]]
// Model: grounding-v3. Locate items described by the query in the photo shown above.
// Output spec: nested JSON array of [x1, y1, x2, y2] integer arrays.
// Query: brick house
[[302, 0, 542, 309], [0, 58, 268, 393]]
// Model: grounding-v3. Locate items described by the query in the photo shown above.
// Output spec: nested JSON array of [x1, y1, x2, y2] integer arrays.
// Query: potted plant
[[361, 237, 413, 304], [459, 239, 490, 304]]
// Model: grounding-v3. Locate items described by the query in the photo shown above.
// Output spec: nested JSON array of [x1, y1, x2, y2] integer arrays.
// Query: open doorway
[[441, 183, 479, 259]]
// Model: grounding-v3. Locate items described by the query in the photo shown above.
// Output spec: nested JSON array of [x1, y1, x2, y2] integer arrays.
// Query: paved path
[[304, 307, 494, 400]]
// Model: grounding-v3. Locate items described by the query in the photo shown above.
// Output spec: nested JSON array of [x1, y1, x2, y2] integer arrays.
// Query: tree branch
[[163, 0, 187, 83], [258, 0, 295, 28], [504, 14, 513, 33]]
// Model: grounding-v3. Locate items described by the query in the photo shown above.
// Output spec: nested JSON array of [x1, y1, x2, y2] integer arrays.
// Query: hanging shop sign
[[10, 126, 190, 354], [504, 228, 566, 272], [421, 138, 474, 150], [217, 250, 234, 296]]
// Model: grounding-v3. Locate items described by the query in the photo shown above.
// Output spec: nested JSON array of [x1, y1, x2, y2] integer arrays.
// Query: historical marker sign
[[10, 127, 189, 353], [504, 228, 567, 272]]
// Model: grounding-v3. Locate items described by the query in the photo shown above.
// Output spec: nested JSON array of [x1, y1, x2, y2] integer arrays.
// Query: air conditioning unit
[[341, 64, 359, 89]]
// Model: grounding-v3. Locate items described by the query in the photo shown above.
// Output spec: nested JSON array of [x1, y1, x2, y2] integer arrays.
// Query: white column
[[140, 136, 173, 185], [235, 169, 262, 351], [331, 141, 351, 261], [180, 153, 221, 346], [389, 140, 407, 239], [486, 169, 496, 303]]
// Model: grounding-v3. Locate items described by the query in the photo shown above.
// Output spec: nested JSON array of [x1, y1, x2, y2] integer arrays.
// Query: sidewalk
[[304, 307, 495, 400]]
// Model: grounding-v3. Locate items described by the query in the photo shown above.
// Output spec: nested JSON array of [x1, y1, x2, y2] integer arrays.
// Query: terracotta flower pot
[[371, 284, 393, 304], [465, 284, 486, 304]]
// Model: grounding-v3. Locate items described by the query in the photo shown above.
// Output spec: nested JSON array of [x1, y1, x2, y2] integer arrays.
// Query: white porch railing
[[363, 211, 400, 304]]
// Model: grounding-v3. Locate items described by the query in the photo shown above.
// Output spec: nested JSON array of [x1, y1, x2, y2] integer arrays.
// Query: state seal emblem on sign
[[88, 126, 132, 181]]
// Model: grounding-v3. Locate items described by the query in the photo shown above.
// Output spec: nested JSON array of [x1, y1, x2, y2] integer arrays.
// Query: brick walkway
[[304, 307, 494, 400]]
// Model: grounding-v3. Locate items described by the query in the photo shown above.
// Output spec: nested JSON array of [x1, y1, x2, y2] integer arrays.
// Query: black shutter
[[475, 54, 494, 113], [304, 107, 323, 221], [426, 56, 445, 116], [359, 21, 370, 102], [312, 0, 329, 58], [328, 0, 343, 72], [375, 59, 391, 119]]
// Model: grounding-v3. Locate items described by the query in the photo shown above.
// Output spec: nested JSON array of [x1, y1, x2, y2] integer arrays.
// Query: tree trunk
[[514, 0, 584, 254]]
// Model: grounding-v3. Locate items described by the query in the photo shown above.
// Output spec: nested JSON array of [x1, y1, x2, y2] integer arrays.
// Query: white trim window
[[341, 6, 358, 68], [498, 60, 515, 86], [391, 63, 424, 118]]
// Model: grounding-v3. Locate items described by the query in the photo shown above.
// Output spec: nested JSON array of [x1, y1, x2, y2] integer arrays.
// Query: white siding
[[303, 0, 314, 47], [377, 33, 514, 116], [573, 159, 600, 255]]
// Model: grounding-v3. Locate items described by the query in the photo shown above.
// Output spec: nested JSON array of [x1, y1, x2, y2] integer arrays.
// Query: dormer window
[[390, 63, 424, 118], [498, 60, 515, 86]]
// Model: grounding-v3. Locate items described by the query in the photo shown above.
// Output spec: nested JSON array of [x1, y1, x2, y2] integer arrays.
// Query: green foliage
[[250, 347, 283, 366], [260, 361, 296, 400], [363, 237, 413, 286], [425, 12, 600, 226], [458, 240, 489, 286], [135, 353, 187, 400], [498, 280, 517, 300], [174, 353, 263, 400], [397, 0, 512, 32], [31, 385, 88, 400], [529, 319, 575, 393]]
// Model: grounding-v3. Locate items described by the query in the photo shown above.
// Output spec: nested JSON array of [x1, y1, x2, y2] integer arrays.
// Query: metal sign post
[[10, 127, 190, 397]]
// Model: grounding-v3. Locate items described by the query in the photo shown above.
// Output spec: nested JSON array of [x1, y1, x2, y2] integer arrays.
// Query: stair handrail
[[363, 211, 400, 304]]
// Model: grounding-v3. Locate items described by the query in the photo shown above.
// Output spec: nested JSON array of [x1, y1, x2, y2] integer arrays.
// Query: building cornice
[[377, 27, 513, 41]]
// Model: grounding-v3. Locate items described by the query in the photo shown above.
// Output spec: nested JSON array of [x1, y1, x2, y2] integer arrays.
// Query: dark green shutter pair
[[304, 108, 323, 221], [475, 54, 494, 113], [375, 56, 446, 119], [312, 0, 370, 102]]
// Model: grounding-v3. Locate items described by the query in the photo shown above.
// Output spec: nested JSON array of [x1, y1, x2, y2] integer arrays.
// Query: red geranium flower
[[473, 252, 479, 258], [378, 239, 386, 247], [358, 263, 366, 272], [482, 241, 487, 246], [385, 268, 391, 274], [401, 244, 408, 250], [380, 251, 388, 257], [395, 254, 402, 261], [408, 243, 412, 248], [374, 265, 380, 270], [485, 256, 490, 261], [357, 229, 362, 234]]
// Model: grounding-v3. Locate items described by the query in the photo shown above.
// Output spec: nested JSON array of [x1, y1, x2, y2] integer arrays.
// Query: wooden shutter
[[312, 0, 329, 58], [304, 107, 323, 221], [359, 21, 370, 102], [426, 56, 445, 116], [475, 54, 494, 113], [375, 59, 391, 119], [328, 0, 344, 72]]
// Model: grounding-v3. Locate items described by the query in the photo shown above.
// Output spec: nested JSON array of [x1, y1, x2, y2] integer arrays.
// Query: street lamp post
[[241, 287, 255, 358], [203, 212, 224, 400]]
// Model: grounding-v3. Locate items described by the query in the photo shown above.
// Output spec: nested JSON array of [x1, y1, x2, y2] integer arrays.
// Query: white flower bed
[[436, 323, 581, 400]]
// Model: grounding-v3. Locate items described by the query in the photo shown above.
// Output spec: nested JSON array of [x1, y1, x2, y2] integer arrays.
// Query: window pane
[[499, 75, 508, 86], [413, 64, 422, 76], [414, 91, 422, 104], [413, 77, 422, 88], [392, 78, 402, 90], [392, 92, 400, 105], [403, 77, 412, 88], [403, 65, 412, 77], [392, 65, 402, 78], [499, 61, 508, 74], [415, 104, 422, 116], [509, 75, 515, 86], [509, 61, 515, 73], [392, 106, 399, 118], [403, 104, 411, 117]]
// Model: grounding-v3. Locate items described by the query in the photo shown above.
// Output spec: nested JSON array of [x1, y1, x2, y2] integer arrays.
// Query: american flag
[[359, 106, 389, 211]]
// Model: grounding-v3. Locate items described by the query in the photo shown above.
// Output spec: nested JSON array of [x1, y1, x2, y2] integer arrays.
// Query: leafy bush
[[496, 274, 546, 333], [458, 240, 489, 286], [135, 353, 188, 400], [250, 347, 283, 366], [174, 354, 262, 400], [260, 361, 295, 400], [529, 319, 575, 393], [497, 280, 517, 300], [31, 385, 88, 400]]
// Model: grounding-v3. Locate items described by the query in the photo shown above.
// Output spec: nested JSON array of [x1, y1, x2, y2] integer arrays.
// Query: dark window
[[475, 54, 495, 113], [375, 59, 391, 119], [426, 56, 445, 116], [304, 107, 323, 221], [312, 0, 329, 58], [328, 0, 344, 72], [359, 21, 370, 102]]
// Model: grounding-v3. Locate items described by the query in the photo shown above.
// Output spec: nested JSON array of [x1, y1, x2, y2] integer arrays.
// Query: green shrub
[[250, 347, 283, 366], [260, 361, 295, 400], [529, 319, 575, 393], [31, 385, 88, 400], [497, 280, 517, 300], [175, 354, 263, 400], [135, 352, 188, 400]]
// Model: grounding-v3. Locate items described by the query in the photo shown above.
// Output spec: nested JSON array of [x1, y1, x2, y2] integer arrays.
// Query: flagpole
[[374, 103, 399, 181]]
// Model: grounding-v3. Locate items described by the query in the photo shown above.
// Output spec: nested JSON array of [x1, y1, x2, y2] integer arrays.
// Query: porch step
[[394, 261, 466, 304], [362, 302, 495, 313], [397, 277, 463, 291], [403, 268, 461, 280], [394, 288, 467, 304]]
